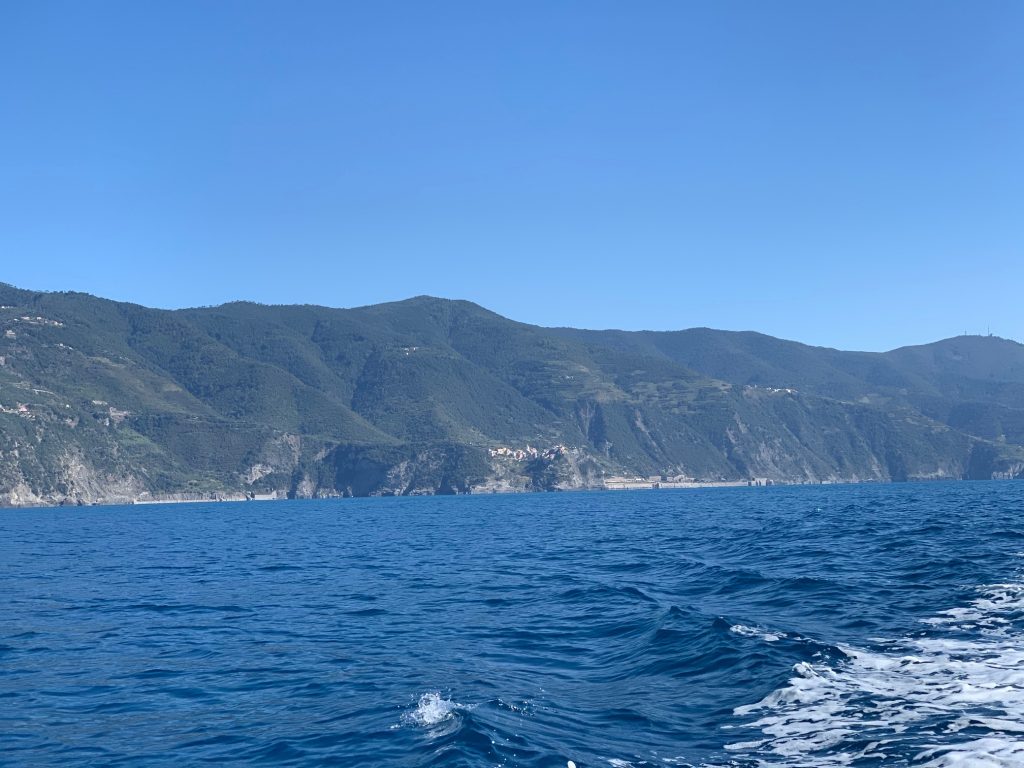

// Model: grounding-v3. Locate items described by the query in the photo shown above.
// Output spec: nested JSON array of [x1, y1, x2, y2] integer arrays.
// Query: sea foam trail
[[722, 579, 1024, 767]]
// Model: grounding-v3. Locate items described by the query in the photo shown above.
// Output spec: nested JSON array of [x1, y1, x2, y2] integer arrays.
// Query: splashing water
[[404, 692, 463, 728]]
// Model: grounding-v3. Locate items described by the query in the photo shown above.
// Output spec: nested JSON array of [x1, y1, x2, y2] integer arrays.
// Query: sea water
[[2, 482, 1023, 766]]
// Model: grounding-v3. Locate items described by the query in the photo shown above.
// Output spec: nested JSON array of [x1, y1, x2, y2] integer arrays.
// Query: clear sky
[[1, 1, 1021, 350]]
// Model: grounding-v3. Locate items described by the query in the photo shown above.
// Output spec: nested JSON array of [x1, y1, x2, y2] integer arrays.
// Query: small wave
[[723, 579, 1024, 766], [916, 736, 1024, 766], [924, 581, 1024, 628], [729, 624, 782, 643]]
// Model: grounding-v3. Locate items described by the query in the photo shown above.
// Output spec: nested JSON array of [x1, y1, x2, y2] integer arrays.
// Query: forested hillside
[[1, 283, 1021, 505]]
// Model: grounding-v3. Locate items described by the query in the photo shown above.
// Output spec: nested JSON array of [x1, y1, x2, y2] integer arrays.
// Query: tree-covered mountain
[[0, 282, 1021, 505]]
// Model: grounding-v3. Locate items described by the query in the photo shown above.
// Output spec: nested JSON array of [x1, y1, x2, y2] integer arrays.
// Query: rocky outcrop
[[0, 446, 145, 507]]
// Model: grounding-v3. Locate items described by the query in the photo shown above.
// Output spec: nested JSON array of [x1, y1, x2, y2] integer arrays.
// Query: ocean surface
[[2, 482, 1024, 767]]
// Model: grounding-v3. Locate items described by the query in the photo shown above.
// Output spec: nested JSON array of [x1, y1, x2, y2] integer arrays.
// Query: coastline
[[2, 475, 1016, 510]]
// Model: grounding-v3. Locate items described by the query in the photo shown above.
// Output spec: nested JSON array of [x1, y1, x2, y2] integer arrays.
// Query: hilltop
[[0, 283, 1021, 505]]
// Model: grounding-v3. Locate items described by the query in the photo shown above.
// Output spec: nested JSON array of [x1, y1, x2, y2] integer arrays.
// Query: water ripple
[[0, 482, 1022, 766]]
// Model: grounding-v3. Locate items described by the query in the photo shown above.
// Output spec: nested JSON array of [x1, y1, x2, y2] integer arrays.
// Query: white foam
[[924, 582, 1024, 628], [402, 691, 463, 728], [916, 737, 1024, 766], [730, 624, 782, 642], [722, 579, 1024, 767]]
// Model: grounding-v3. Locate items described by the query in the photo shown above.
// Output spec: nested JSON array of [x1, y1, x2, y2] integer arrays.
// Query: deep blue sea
[[3, 482, 1024, 767]]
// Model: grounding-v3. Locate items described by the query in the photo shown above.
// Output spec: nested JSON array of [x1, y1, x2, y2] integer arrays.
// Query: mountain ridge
[[0, 283, 1020, 506]]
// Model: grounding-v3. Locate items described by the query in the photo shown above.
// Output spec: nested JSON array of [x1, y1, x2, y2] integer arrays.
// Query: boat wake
[[721, 578, 1024, 767]]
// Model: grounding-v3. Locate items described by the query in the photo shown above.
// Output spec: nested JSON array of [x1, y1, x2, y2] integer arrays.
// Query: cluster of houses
[[489, 444, 569, 461], [14, 315, 64, 328], [745, 384, 798, 395], [0, 402, 33, 419], [0, 315, 65, 341]]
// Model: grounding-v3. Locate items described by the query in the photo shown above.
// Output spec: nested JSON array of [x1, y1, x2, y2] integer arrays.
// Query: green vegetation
[[0, 283, 1021, 505]]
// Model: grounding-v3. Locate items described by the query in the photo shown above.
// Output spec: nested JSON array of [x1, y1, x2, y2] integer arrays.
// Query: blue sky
[[1, 1, 1020, 350]]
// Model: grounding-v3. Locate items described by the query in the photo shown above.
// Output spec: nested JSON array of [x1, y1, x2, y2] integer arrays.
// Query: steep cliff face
[[0, 285, 1021, 505], [0, 426, 147, 506]]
